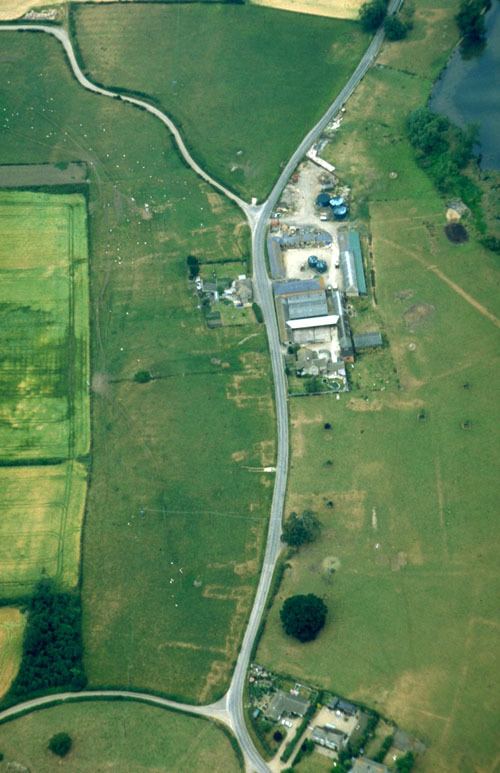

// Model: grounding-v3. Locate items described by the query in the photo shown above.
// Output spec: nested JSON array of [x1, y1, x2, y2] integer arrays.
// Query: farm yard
[[257, 1, 500, 771], [0, 31, 275, 702], [0, 701, 242, 772], [72, 3, 368, 201], [0, 192, 90, 598]]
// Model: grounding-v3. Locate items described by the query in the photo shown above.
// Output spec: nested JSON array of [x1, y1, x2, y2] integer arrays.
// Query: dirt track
[[0, 0, 113, 22]]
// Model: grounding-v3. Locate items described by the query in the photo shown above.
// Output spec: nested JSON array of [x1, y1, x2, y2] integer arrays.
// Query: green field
[[257, 2, 500, 771], [0, 701, 242, 772], [0, 191, 89, 596], [0, 32, 275, 702], [0, 192, 89, 462], [0, 608, 25, 699], [73, 3, 368, 200]]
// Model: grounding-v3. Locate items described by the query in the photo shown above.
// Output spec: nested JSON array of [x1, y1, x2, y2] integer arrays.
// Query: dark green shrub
[[48, 732, 72, 758]]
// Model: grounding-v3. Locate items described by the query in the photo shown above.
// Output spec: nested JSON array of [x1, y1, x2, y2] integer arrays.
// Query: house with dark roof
[[311, 726, 347, 752], [266, 691, 310, 722]]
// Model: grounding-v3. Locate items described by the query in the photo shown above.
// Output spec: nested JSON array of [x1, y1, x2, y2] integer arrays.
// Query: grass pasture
[[0, 191, 89, 597], [0, 32, 275, 701], [258, 3, 500, 771], [73, 3, 368, 200], [0, 701, 242, 772], [0, 608, 25, 699]]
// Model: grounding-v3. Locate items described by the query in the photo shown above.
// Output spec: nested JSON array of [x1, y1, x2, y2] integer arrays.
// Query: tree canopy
[[282, 510, 321, 547], [280, 594, 327, 642], [456, 0, 490, 42], [359, 0, 388, 32], [48, 732, 72, 758], [384, 15, 408, 40], [10, 579, 86, 697], [186, 254, 200, 279], [406, 108, 449, 155]]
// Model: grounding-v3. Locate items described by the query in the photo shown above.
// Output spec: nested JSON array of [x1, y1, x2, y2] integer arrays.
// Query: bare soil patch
[[403, 303, 436, 328], [251, 0, 362, 19]]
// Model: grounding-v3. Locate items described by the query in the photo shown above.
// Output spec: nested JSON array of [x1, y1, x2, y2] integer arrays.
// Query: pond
[[430, 2, 500, 169]]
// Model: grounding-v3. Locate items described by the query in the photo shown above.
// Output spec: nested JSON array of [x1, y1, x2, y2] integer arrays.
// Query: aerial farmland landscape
[[0, 0, 498, 772]]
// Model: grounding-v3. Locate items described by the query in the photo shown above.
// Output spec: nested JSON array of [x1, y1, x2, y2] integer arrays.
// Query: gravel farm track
[[0, 6, 401, 769]]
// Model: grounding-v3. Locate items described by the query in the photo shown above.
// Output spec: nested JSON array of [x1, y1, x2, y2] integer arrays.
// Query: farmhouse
[[266, 690, 310, 722], [311, 725, 347, 751]]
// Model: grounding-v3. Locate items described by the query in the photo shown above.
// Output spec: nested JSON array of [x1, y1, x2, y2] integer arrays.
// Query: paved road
[[0, 689, 230, 726], [0, 12, 400, 770]]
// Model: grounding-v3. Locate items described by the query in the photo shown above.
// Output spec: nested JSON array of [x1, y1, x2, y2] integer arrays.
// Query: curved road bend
[[0, 10, 401, 770]]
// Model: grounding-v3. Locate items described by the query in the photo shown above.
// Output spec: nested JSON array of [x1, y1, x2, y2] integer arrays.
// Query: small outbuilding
[[353, 332, 383, 350]]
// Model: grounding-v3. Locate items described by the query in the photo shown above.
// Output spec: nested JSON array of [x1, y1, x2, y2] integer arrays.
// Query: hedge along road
[[0, 8, 401, 770]]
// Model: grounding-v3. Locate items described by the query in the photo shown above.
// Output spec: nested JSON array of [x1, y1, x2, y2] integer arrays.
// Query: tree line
[[9, 579, 86, 698]]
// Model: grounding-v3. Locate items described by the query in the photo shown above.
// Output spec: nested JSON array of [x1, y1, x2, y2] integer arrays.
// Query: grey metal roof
[[267, 236, 285, 279], [266, 690, 310, 721], [331, 290, 353, 357], [353, 332, 383, 350], [273, 279, 322, 296], [340, 249, 359, 296], [348, 229, 367, 295], [287, 291, 328, 320]]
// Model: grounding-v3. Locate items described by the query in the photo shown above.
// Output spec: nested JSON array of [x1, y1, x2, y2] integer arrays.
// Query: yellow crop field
[[0, 607, 25, 698], [250, 0, 363, 20], [0, 191, 90, 597]]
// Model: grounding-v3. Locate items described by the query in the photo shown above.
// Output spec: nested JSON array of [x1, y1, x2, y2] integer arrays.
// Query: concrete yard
[[282, 245, 341, 289]]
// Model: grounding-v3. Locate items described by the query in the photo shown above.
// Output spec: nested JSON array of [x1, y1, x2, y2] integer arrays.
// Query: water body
[[430, 2, 500, 169]]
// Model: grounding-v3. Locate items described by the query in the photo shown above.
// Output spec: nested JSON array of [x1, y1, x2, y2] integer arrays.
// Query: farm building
[[286, 315, 338, 344], [279, 228, 332, 249], [338, 229, 367, 296], [353, 332, 383, 350], [311, 726, 347, 752], [331, 289, 354, 361], [266, 691, 310, 722], [274, 278, 323, 297], [350, 758, 389, 773], [268, 235, 285, 279], [286, 291, 329, 320]]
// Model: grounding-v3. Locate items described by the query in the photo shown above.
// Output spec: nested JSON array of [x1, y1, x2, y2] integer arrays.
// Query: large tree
[[48, 732, 72, 758], [282, 510, 320, 547], [359, 0, 388, 31], [280, 594, 327, 642]]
